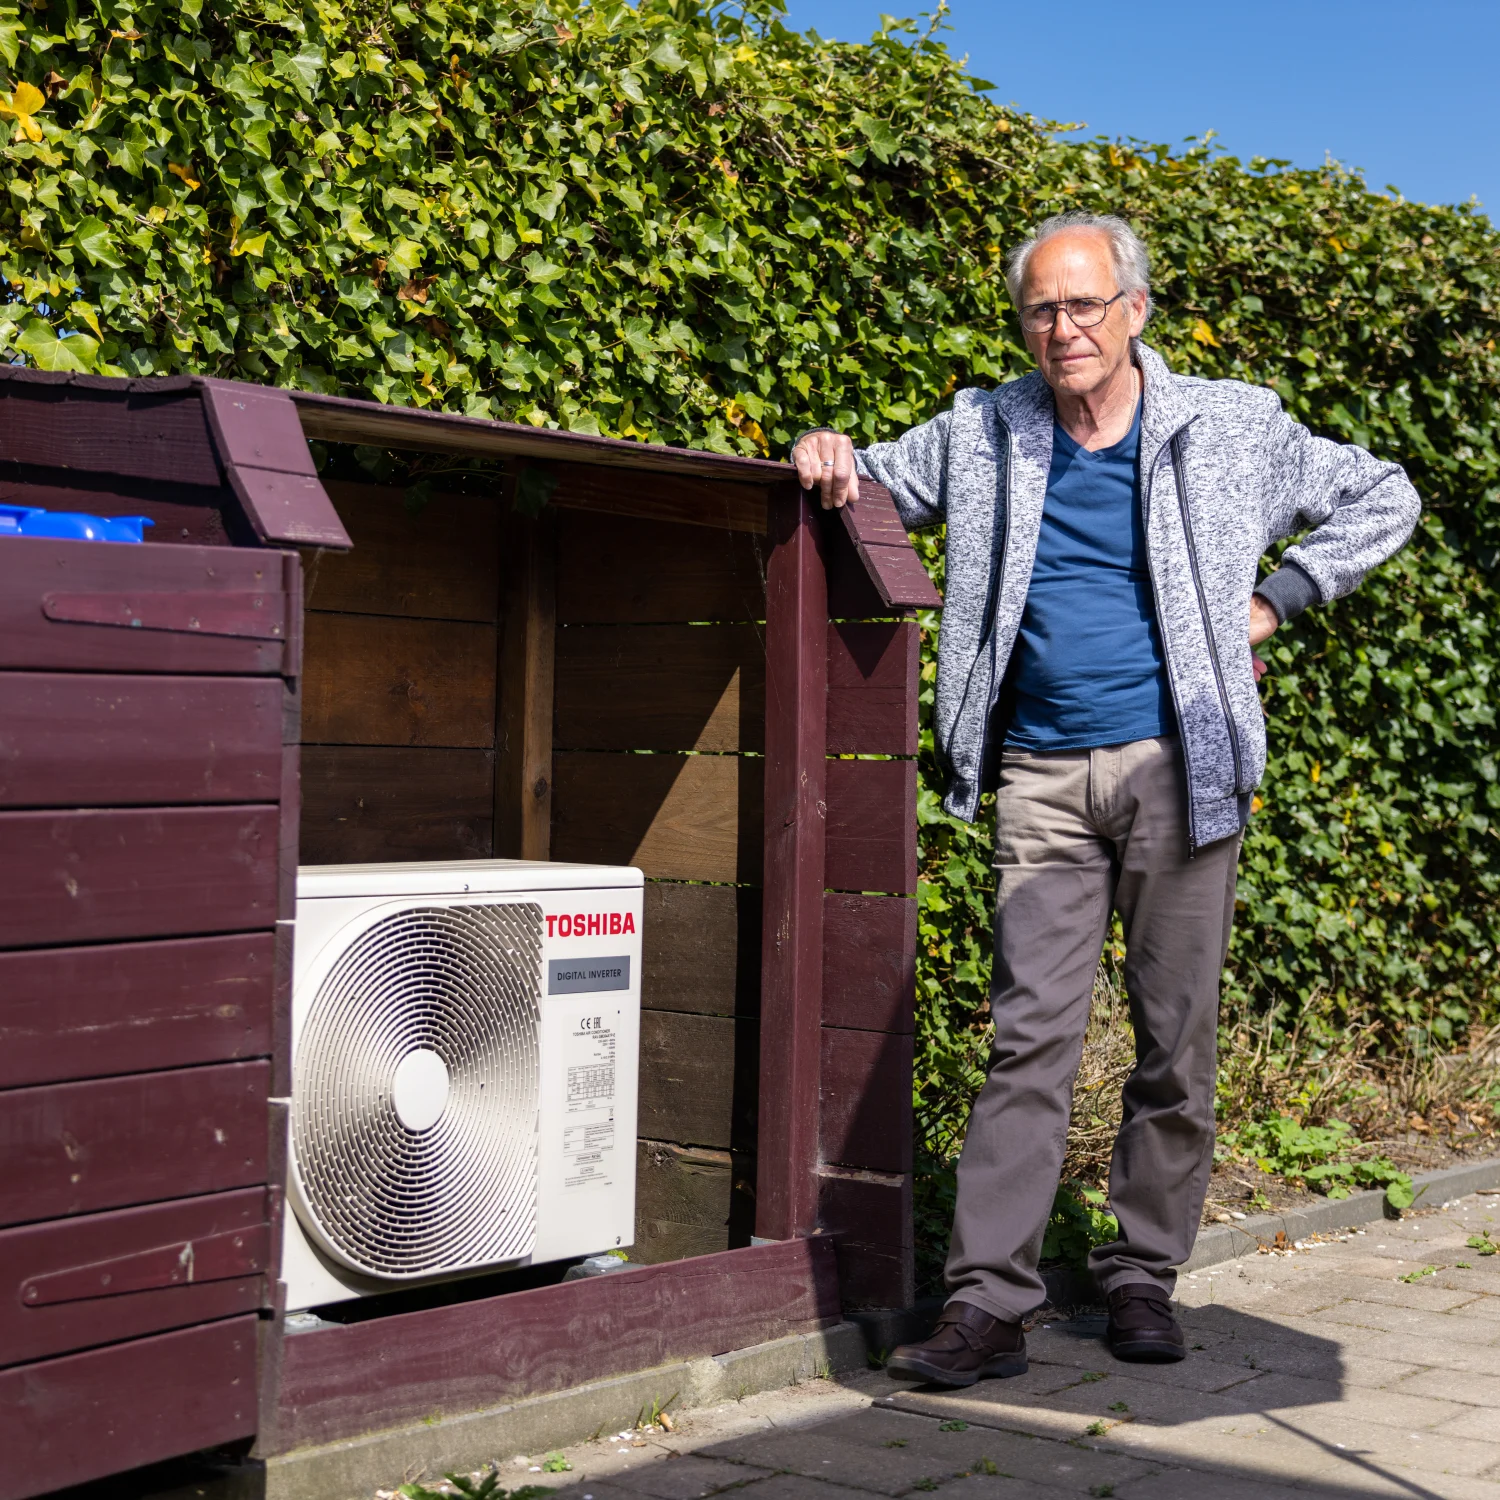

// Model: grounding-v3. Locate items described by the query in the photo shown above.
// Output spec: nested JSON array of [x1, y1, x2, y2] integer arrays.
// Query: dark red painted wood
[[0, 675, 283, 808], [824, 513, 891, 621], [271, 1235, 840, 1453], [199, 380, 319, 477], [0, 1062, 270, 1229], [0, 477, 236, 547], [0, 1188, 266, 1367], [0, 805, 280, 950], [0, 934, 276, 1090], [0, 538, 288, 675], [0, 380, 223, 488], [822, 894, 917, 1035], [0, 1315, 258, 1500], [816, 1168, 913, 1310], [840, 482, 942, 609], [42, 588, 288, 640], [757, 482, 828, 1243], [824, 758, 918, 895], [819, 1027, 914, 1175], [826, 621, 920, 755]]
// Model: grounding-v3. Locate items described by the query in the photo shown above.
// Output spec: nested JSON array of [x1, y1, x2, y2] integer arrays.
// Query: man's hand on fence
[[792, 430, 860, 510]]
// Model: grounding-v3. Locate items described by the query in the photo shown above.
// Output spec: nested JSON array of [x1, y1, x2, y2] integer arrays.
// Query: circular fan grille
[[291, 902, 542, 1278]]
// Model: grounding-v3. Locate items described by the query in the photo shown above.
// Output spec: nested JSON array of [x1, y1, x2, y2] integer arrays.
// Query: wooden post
[[756, 482, 828, 1242], [495, 508, 557, 860]]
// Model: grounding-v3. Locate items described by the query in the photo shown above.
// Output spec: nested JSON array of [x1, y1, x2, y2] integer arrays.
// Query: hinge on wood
[[21, 1224, 270, 1306], [42, 590, 288, 640]]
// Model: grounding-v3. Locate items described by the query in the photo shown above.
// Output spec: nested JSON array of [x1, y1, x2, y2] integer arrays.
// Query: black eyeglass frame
[[1018, 290, 1129, 334]]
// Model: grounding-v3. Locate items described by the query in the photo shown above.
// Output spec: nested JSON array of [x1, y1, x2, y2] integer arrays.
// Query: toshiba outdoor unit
[[282, 859, 643, 1310]]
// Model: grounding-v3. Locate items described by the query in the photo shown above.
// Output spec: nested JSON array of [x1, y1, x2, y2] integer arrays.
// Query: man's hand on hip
[[1250, 594, 1279, 685], [792, 430, 860, 510]]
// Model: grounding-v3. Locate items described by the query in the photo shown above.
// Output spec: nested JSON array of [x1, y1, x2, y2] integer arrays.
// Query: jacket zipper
[[971, 421, 1013, 787], [1142, 436, 1200, 853], [1169, 432, 1245, 803], [948, 408, 1008, 786]]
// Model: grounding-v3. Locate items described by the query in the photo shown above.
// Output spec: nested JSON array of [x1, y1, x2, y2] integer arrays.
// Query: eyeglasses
[[1019, 291, 1127, 334]]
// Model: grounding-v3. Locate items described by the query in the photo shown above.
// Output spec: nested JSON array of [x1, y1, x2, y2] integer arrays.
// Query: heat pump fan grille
[[292, 902, 542, 1278]]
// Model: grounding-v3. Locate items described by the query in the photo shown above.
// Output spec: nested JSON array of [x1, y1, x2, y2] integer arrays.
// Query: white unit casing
[[282, 859, 642, 1311]]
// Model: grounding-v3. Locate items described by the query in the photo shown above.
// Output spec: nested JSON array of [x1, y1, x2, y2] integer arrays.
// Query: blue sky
[[782, 0, 1498, 219]]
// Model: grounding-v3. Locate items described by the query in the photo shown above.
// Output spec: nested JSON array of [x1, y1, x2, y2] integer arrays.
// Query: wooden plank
[[556, 624, 765, 753], [825, 758, 918, 895], [757, 482, 827, 1242], [642, 882, 760, 1018], [270, 1235, 839, 1453], [494, 509, 556, 860], [0, 1062, 270, 1228], [555, 511, 766, 625], [840, 482, 942, 609], [0, 382, 223, 488], [0, 537, 288, 676], [0, 673, 284, 808], [0, 1315, 258, 1500], [306, 480, 501, 622], [0, 1188, 266, 1368], [816, 1166, 913, 1310], [290, 387, 789, 486], [0, 476, 237, 547], [301, 612, 497, 748], [199, 381, 350, 549], [826, 621, 919, 756], [548, 460, 768, 534], [0, 934, 275, 1091], [0, 805, 279, 950], [552, 751, 762, 884], [819, 1028, 913, 1175], [821, 894, 917, 1035], [299, 746, 494, 864], [633, 1140, 755, 1266], [638, 1010, 759, 1152]]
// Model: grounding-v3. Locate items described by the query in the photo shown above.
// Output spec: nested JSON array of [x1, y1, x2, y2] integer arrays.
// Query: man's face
[[1019, 231, 1149, 399]]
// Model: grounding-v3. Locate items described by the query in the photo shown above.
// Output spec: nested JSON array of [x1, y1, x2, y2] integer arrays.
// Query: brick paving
[[519, 1191, 1500, 1500]]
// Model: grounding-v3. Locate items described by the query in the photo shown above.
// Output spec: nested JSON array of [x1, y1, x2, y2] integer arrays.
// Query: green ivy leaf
[[15, 318, 99, 372]]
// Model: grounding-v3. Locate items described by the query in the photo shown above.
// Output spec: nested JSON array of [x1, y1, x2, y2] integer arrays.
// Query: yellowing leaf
[[231, 230, 269, 258], [169, 162, 201, 189], [1310, 762, 1322, 783], [1327, 236, 1344, 253], [712, 155, 738, 183], [0, 80, 45, 142], [1251, 795, 1264, 815], [1191, 318, 1220, 347]]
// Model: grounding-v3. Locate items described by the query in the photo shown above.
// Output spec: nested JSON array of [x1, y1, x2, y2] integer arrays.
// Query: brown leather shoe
[[886, 1300, 1028, 1387], [1105, 1282, 1185, 1363]]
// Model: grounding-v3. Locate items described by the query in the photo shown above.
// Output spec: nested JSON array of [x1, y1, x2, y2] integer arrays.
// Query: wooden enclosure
[[0, 367, 939, 1498]]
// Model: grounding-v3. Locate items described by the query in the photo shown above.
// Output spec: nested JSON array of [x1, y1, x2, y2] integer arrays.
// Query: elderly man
[[793, 211, 1419, 1381]]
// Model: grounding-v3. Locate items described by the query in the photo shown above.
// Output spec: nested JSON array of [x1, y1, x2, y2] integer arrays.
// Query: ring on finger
[[822, 460, 834, 468]]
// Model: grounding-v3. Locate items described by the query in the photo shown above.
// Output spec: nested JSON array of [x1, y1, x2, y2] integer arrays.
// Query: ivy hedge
[[4, 0, 1498, 1162]]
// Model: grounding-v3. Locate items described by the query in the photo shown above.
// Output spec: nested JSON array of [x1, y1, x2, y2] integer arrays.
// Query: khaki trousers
[[945, 735, 1240, 1320]]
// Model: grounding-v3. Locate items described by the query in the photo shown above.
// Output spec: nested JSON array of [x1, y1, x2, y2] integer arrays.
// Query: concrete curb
[[1181, 1152, 1500, 1271], [252, 1320, 868, 1500]]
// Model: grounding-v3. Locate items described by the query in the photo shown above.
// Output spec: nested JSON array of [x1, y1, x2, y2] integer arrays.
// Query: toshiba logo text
[[546, 911, 636, 938]]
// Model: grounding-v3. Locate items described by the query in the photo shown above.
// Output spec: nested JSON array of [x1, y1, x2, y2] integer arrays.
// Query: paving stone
[[1030, 1351, 1261, 1397], [1397, 1366, 1500, 1409], [935, 1475, 1094, 1498], [896, 1426, 1160, 1493], [608, 1455, 775, 1499], [1326, 1278, 1484, 1314], [1357, 1332, 1500, 1378], [712, 1477, 861, 1500], [1433, 1404, 1500, 1444], [1309, 1300, 1500, 1345], [1112, 1470, 1307, 1500], [697, 1429, 967, 1496]]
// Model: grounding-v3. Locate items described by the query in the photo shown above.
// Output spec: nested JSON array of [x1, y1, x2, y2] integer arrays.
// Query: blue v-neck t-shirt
[[1002, 403, 1175, 752]]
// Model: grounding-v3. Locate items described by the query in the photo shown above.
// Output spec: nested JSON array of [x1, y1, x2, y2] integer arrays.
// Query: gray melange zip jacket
[[850, 340, 1421, 849]]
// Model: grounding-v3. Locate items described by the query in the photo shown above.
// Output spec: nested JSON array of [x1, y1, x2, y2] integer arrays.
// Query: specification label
[[562, 1015, 616, 1188]]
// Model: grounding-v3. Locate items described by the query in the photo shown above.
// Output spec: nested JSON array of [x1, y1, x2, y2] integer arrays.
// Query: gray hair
[[1004, 211, 1153, 321]]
